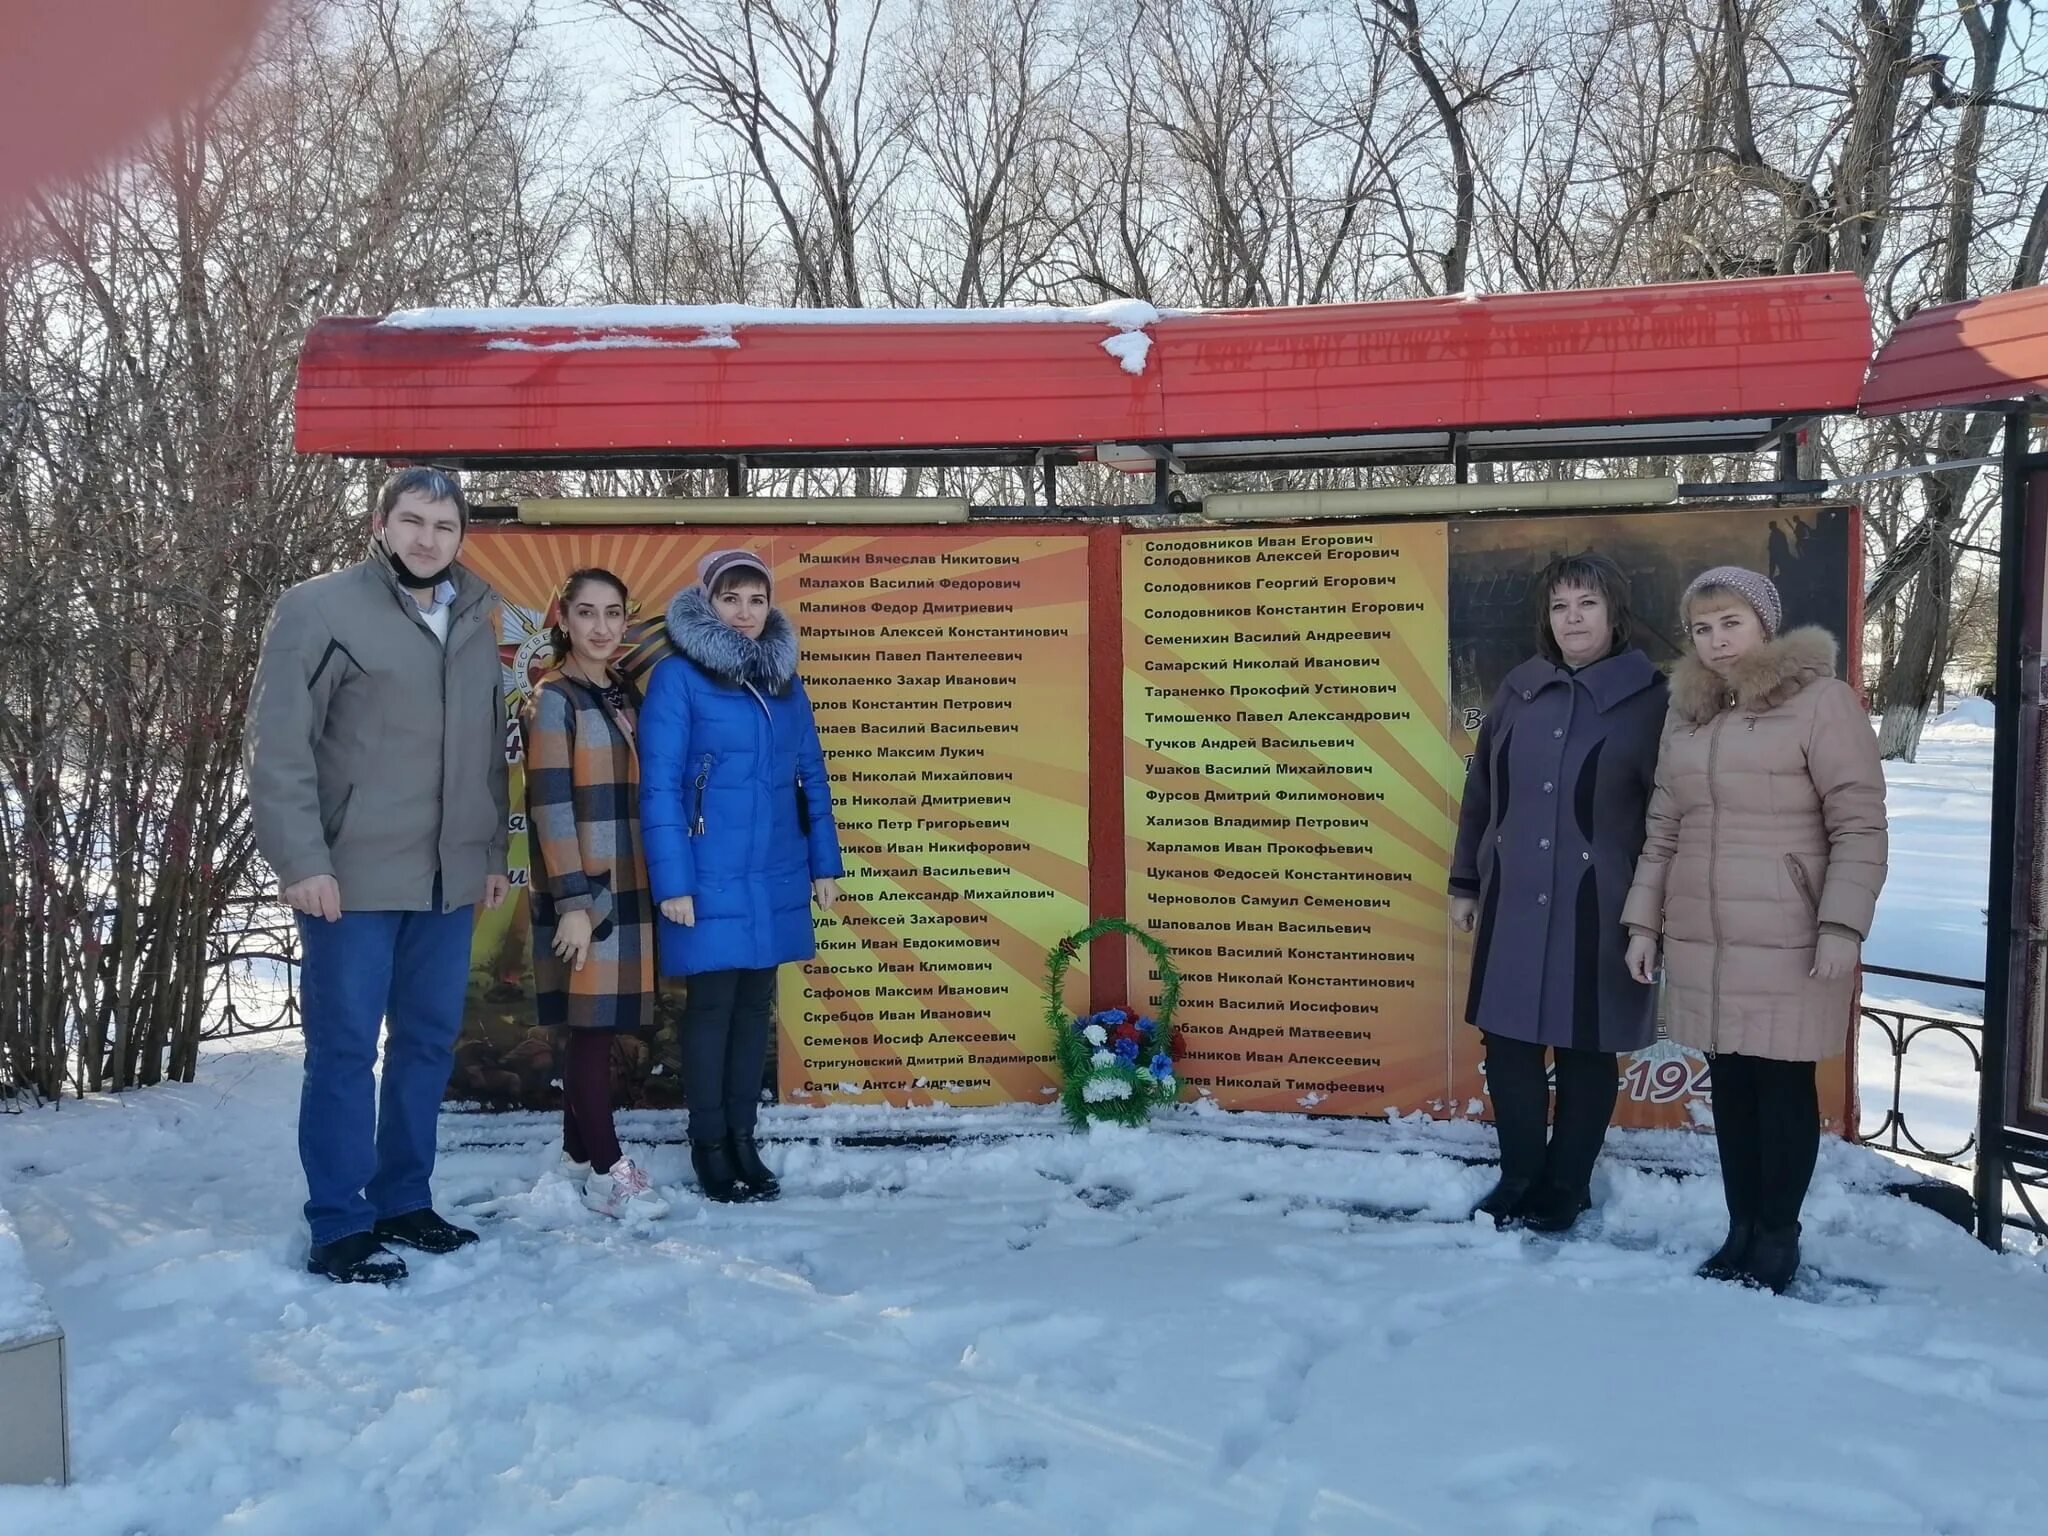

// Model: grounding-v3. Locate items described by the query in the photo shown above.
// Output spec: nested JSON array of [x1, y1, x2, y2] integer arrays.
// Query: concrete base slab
[[0, 1325, 68, 1486]]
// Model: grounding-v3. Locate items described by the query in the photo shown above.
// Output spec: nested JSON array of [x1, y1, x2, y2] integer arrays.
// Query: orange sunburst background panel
[[465, 525, 1091, 1111], [1122, 522, 1464, 1117]]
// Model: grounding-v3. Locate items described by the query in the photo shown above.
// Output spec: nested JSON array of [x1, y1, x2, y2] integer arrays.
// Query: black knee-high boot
[[1478, 1033, 1549, 1225], [1743, 1058, 1819, 1293], [1700, 1053, 1763, 1281], [1521, 1048, 1618, 1233]]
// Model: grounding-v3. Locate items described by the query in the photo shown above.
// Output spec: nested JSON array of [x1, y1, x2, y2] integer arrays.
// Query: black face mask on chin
[[379, 533, 457, 591]]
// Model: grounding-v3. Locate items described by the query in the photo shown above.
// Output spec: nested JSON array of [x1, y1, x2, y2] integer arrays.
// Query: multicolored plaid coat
[[523, 673, 656, 1032]]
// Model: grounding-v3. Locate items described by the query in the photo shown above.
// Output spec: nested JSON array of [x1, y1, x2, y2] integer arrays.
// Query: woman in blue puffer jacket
[[640, 549, 842, 1203]]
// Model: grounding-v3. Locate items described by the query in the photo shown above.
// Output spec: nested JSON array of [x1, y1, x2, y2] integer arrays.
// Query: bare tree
[[0, 0, 584, 1097], [1362, 0, 1533, 294], [1862, 0, 2047, 757], [595, 0, 908, 306]]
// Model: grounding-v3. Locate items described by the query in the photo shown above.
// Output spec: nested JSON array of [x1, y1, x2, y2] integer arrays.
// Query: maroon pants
[[560, 1031, 622, 1174]]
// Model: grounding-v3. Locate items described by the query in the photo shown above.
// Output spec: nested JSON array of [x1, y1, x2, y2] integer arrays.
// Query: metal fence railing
[[201, 897, 303, 1041], [1856, 964, 1986, 1170], [188, 925, 1997, 1166]]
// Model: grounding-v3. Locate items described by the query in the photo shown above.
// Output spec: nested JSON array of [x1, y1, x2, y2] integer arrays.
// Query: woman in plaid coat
[[524, 568, 667, 1220]]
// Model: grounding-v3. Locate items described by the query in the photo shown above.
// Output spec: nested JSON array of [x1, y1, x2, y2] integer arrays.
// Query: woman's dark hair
[[1533, 550, 1636, 665], [550, 567, 630, 663], [708, 565, 771, 599]]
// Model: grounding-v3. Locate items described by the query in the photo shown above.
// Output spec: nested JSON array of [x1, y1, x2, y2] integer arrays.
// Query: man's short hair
[[376, 466, 470, 528]]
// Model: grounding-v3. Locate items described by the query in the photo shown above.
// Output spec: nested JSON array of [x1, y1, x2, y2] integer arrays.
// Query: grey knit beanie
[[1682, 565, 1782, 639], [698, 548, 772, 596]]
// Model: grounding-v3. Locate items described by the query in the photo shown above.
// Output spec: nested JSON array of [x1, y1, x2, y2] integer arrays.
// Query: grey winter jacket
[[246, 553, 509, 912]]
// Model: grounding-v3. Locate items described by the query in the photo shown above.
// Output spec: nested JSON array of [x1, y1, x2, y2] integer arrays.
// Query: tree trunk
[[1875, 536, 1952, 761]]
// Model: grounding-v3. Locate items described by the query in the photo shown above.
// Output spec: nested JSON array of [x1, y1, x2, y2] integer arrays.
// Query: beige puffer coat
[[1620, 627, 1887, 1061]]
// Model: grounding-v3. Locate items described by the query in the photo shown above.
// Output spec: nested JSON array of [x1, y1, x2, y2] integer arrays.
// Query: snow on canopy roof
[[297, 275, 1874, 464], [378, 299, 1164, 377], [378, 299, 1169, 331]]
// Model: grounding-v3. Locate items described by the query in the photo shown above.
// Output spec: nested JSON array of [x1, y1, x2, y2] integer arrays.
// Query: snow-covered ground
[[3, 1038, 2047, 1534]]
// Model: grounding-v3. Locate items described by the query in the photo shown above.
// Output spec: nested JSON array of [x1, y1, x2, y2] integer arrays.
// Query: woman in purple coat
[[1450, 552, 1667, 1231]]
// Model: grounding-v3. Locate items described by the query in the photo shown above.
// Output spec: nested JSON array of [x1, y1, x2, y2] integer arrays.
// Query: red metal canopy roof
[[1860, 286, 2048, 416], [294, 275, 1873, 470]]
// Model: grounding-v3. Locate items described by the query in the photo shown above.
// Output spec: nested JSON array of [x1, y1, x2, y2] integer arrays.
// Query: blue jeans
[[296, 891, 474, 1246]]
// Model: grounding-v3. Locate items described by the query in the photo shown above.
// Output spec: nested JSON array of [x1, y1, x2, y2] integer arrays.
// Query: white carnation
[[1091, 1050, 1117, 1068], [1082, 1024, 1108, 1046], [1081, 1074, 1134, 1102]]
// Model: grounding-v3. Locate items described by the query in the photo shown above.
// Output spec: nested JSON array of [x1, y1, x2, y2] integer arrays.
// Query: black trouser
[[681, 966, 778, 1143], [1483, 1033, 1619, 1194], [1707, 1052, 1820, 1232], [560, 1030, 622, 1175]]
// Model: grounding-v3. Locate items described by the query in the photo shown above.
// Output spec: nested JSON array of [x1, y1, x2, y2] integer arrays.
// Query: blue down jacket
[[639, 588, 843, 977]]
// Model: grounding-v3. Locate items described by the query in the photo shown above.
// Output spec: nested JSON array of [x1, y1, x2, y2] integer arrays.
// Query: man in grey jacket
[[247, 467, 510, 1283]]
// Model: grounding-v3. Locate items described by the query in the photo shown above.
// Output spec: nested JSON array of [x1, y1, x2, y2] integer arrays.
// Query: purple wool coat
[[1450, 649, 1667, 1052]]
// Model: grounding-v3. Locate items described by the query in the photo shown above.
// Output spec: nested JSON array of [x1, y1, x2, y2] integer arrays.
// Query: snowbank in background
[[1866, 713, 1991, 1004], [1929, 697, 1996, 733], [2, 1042, 2045, 1535]]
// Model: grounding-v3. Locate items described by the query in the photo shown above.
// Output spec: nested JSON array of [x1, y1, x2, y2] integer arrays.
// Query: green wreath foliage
[[1044, 918, 1182, 1129]]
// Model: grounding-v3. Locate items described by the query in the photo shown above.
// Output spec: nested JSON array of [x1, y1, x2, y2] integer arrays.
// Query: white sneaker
[[583, 1157, 670, 1220]]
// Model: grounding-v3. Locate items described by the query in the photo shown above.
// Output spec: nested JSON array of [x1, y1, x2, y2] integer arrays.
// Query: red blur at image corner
[[0, 0, 278, 210]]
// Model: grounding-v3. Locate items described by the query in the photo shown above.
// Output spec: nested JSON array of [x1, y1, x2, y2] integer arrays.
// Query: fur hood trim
[[1668, 624, 1838, 725], [663, 585, 799, 694]]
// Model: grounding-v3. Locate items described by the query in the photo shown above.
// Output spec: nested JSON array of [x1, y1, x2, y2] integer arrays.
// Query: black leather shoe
[[728, 1133, 781, 1200], [1518, 1183, 1593, 1235], [307, 1231, 408, 1285], [1739, 1224, 1802, 1294], [691, 1138, 755, 1203], [1695, 1222, 1756, 1282], [1474, 1176, 1536, 1229], [373, 1209, 480, 1254]]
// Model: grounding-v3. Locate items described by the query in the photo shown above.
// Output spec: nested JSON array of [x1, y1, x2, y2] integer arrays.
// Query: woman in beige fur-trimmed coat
[[1622, 565, 1887, 1294]]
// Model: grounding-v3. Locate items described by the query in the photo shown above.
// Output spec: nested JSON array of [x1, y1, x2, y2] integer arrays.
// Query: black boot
[[373, 1209, 479, 1254], [307, 1231, 407, 1285], [1520, 1049, 1618, 1234], [1475, 1176, 1536, 1228], [1702, 1053, 1764, 1284], [1477, 1033, 1549, 1229], [1746, 1058, 1819, 1296], [1518, 1182, 1593, 1235], [1695, 1221, 1756, 1282], [1740, 1223, 1802, 1294], [727, 1132, 781, 1200], [691, 1137, 754, 1203]]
